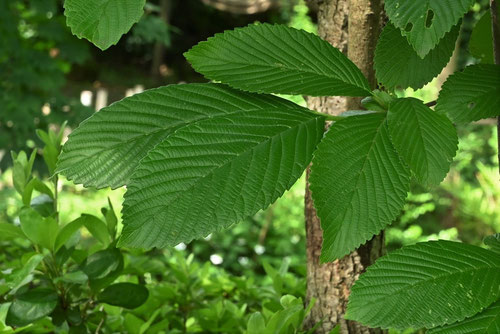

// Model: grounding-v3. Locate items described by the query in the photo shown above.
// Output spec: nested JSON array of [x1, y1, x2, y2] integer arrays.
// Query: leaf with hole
[[436, 64, 500, 124], [345, 240, 500, 329], [57, 83, 309, 189], [64, 0, 145, 50], [185, 23, 370, 96], [98, 283, 149, 309], [387, 98, 457, 185], [118, 100, 324, 249], [309, 113, 410, 262], [428, 300, 500, 334], [375, 22, 459, 90], [384, 0, 474, 57], [6, 288, 58, 327]]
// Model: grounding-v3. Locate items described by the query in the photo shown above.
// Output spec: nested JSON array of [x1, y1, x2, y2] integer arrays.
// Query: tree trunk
[[150, 0, 171, 79], [304, 0, 385, 333]]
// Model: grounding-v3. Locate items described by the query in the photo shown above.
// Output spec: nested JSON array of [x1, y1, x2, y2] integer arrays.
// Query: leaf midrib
[[326, 115, 386, 250], [123, 111, 322, 234], [191, 54, 368, 93], [57, 104, 306, 174], [355, 259, 500, 310]]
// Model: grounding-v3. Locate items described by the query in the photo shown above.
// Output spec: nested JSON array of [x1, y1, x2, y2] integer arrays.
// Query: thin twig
[[425, 100, 437, 107], [491, 0, 500, 173]]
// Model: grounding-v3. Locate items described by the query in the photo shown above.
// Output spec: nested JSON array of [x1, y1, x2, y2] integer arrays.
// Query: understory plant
[[0, 126, 316, 333], [15, 0, 500, 332]]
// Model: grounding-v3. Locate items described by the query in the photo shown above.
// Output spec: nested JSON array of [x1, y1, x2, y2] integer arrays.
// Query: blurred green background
[[0, 0, 498, 333]]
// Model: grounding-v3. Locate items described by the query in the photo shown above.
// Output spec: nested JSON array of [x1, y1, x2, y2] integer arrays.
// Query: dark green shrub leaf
[[82, 248, 122, 280], [345, 241, 500, 329], [310, 113, 410, 262], [185, 23, 370, 97], [97, 283, 149, 309], [19, 207, 58, 250], [469, 6, 499, 64], [64, 0, 145, 50], [119, 102, 324, 249], [436, 64, 500, 124], [428, 300, 500, 333], [57, 83, 307, 189], [79, 214, 110, 246], [385, 0, 474, 57], [387, 98, 458, 185], [6, 288, 58, 327], [7, 254, 44, 292], [375, 23, 459, 90], [55, 271, 88, 285], [55, 218, 83, 252]]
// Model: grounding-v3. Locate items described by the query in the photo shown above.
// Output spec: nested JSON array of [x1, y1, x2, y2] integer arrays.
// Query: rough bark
[[304, 0, 385, 333]]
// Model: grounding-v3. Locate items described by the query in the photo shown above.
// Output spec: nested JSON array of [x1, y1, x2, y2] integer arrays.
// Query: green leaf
[[6, 288, 58, 327], [0, 222, 26, 240], [22, 177, 54, 207], [247, 312, 266, 334], [79, 214, 111, 246], [19, 207, 58, 250], [185, 23, 370, 96], [55, 271, 88, 285], [384, 0, 474, 57], [345, 240, 500, 329], [375, 22, 459, 90], [309, 113, 410, 262], [55, 218, 83, 252], [82, 248, 122, 280], [428, 300, 500, 334], [64, 0, 145, 50], [387, 98, 457, 185], [484, 234, 500, 255], [103, 198, 118, 239], [57, 83, 308, 189], [7, 254, 44, 292], [436, 64, 500, 124], [119, 102, 324, 249], [97, 283, 149, 309], [469, 6, 499, 64]]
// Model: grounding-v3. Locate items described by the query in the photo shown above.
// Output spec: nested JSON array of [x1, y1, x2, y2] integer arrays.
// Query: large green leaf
[[345, 241, 500, 329], [6, 288, 58, 327], [385, 0, 474, 57], [375, 23, 459, 90], [64, 0, 145, 50], [469, 6, 499, 64], [428, 300, 500, 334], [98, 283, 149, 309], [436, 65, 500, 124], [387, 98, 457, 185], [309, 113, 410, 262], [57, 84, 308, 189], [185, 23, 370, 97], [119, 106, 324, 248]]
